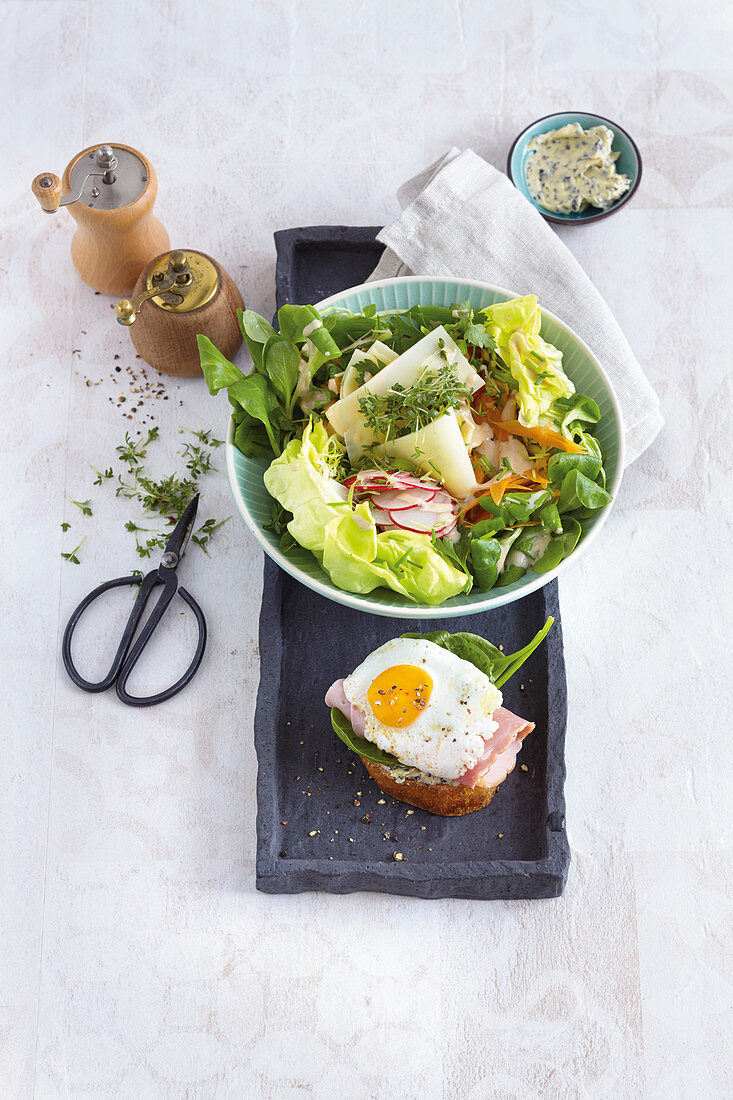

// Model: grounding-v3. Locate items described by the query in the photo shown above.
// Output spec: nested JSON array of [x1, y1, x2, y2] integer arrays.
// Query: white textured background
[[2, 1, 732, 1097]]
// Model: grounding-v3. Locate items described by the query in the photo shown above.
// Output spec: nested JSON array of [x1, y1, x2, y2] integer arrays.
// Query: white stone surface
[[2, 1, 732, 1096]]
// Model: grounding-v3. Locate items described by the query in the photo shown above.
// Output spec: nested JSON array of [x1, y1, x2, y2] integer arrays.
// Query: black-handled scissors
[[62, 495, 207, 707]]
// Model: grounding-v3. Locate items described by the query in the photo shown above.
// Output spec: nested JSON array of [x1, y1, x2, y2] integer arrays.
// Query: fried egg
[[342, 638, 502, 780]]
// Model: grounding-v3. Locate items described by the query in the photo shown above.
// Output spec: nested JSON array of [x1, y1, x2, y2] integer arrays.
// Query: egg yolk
[[367, 665, 433, 727]]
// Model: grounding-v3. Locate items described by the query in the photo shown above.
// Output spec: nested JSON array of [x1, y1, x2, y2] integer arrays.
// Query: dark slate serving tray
[[253, 226, 570, 899]]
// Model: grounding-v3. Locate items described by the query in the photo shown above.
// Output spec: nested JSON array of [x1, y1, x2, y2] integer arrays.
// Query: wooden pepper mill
[[115, 249, 244, 377], [32, 142, 169, 296]]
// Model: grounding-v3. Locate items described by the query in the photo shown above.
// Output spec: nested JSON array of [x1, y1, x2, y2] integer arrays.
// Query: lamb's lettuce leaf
[[557, 469, 613, 513], [470, 536, 502, 591], [551, 394, 601, 437]]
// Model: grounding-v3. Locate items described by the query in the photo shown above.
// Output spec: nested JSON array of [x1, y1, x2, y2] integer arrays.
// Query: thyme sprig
[[61, 425, 227, 565], [192, 516, 231, 554], [61, 537, 85, 565], [115, 427, 159, 467]]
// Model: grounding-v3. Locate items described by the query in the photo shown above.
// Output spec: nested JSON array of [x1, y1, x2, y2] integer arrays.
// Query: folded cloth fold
[[369, 148, 663, 465]]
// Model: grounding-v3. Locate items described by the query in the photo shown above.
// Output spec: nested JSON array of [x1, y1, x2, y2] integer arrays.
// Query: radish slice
[[392, 518, 457, 537], [426, 490, 456, 512], [377, 487, 439, 511], [370, 506, 393, 525], [390, 474, 441, 491], [385, 505, 454, 532]]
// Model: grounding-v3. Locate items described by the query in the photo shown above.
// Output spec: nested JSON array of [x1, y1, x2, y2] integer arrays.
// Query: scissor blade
[[162, 494, 200, 566]]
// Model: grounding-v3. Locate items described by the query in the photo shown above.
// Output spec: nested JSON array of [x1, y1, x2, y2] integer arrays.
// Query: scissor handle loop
[[116, 585, 207, 707], [61, 572, 207, 705], [62, 574, 147, 692]]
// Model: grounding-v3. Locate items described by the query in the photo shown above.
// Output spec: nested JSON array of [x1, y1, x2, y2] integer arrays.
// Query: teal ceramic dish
[[226, 276, 624, 619], [507, 111, 642, 225]]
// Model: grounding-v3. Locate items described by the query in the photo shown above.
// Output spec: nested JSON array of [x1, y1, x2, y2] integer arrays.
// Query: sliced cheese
[[381, 411, 478, 499], [326, 326, 482, 437], [341, 340, 398, 398]]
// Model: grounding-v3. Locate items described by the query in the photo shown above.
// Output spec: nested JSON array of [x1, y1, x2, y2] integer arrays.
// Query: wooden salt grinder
[[115, 249, 244, 377], [31, 143, 169, 296]]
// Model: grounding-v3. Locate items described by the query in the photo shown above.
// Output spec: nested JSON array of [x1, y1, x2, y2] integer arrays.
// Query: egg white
[[342, 638, 502, 780]]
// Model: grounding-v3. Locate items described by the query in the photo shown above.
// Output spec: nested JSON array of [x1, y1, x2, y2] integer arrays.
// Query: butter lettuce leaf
[[263, 420, 348, 559], [264, 418, 468, 603], [480, 296, 575, 426]]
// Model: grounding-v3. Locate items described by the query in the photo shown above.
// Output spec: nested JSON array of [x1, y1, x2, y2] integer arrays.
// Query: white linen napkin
[[369, 148, 663, 464]]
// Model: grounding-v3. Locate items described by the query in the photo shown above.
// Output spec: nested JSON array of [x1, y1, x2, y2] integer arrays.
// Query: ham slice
[[325, 678, 366, 737], [457, 707, 534, 788]]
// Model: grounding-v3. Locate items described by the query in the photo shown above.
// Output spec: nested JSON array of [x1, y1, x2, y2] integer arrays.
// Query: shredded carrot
[[485, 471, 550, 505], [486, 418, 584, 454], [488, 475, 527, 504]]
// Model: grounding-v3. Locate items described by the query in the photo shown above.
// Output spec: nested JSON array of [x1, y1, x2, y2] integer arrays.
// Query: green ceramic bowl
[[226, 276, 624, 618], [507, 111, 642, 225]]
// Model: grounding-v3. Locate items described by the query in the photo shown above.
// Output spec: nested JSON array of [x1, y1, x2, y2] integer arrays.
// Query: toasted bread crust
[[360, 758, 498, 816]]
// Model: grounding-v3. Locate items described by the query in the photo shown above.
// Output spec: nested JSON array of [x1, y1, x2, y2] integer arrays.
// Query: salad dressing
[[525, 123, 631, 215]]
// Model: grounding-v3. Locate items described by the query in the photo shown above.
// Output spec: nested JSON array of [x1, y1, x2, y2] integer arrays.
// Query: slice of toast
[[360, 758, 499, 817]]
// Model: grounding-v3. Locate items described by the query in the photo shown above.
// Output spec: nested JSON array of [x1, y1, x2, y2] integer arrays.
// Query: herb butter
[[525, 123, 631, 215]]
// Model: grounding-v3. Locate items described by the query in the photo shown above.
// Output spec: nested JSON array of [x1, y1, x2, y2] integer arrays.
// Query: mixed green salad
[[198, 295, 612, 606]]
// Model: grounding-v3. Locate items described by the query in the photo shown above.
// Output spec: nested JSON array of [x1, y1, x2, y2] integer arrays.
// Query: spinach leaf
[[492, 617, 554, 687], [331, 708, 401, 768], [470, 536, 501, 591], [470, 516, 505, 539], [496, 564, 525, 586], [197, 334, 245, 394], [276, 305, 302, 343], [576, 432, 607, 487], [561, 516, 582, 553], [402, 618, 553, 687], [557, 469, 613, 513], [239, 308, 277, 345], [532, 538, 565, 574], [322, 312, 381, 345], [277, 304, 341, 360]]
